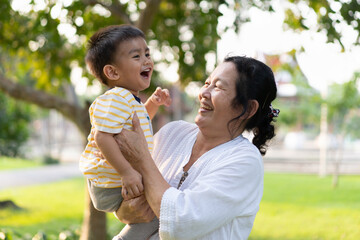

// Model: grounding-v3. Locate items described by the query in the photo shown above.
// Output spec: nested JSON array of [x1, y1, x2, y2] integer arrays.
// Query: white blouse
[[151, 121, 264, 240]]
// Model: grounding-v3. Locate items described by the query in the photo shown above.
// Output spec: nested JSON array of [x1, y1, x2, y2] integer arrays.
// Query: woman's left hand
[[115, 113, 151, 169], [115, 194, 155, 224]]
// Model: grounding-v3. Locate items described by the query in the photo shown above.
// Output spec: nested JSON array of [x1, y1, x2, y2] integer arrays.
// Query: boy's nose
[[144, 57, 152, 65]]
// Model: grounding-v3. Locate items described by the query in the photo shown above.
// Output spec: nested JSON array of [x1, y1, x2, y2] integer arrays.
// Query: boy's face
[[111, 37, 153, 95]]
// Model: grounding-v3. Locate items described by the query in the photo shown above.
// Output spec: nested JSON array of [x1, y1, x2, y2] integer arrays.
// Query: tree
[[326, 74, 360, 187], [267, 52, 322, 134], [284, 0, 360, 50], [1, 0, 359, 239]]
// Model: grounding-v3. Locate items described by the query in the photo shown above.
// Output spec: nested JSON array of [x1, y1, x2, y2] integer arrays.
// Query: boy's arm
[[144, 99, 159, 120], [144, 87, 171, 120], [94, 130, 143, 199]]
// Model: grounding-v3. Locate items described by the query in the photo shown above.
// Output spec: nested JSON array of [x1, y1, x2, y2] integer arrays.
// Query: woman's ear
[[103, 64, 119, 80], [246, 100, 259, 119]]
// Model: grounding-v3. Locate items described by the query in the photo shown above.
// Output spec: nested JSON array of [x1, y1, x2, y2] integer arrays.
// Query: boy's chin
[[141, 82, 151, 90]]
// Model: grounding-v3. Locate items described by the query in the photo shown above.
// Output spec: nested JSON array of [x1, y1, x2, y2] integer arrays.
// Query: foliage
[[346, 112, 360, 139], [41, 155, 60, 165], [2, 0, 356, 94], [273, 56, 360, 139], [0, 0, 275, 92], [0, 228, 79, 240], [326, 73, 360, 138], [0, 93, 34, 157], [268, 52, 322, 133], [284, 0, 360, 49]]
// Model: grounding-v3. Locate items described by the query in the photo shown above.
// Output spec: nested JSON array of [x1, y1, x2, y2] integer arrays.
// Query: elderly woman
[[114, 56, 279, 240]]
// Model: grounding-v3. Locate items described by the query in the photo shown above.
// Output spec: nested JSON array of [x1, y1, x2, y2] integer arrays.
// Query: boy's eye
[[133, 55, 140, 58], [146, 53, 151, 57]]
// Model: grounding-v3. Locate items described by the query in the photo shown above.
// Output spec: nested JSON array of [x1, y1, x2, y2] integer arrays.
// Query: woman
[[114, 56, 279, 239]]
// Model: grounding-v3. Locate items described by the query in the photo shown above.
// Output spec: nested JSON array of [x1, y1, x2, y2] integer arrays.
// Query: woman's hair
[[85, 25, 145, 85], [224, 56, 278, 156]]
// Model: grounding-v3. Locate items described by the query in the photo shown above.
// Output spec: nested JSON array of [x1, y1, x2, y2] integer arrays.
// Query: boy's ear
[[103, 65, 119, 80]]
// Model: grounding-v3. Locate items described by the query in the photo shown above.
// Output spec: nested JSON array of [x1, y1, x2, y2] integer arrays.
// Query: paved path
[[1, 152, 359, 191], [264, 148, 360, 175], [0, 162, 82, 190]]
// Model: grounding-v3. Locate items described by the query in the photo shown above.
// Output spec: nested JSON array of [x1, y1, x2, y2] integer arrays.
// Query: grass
[[0, 173, 359, 239], [249, 174, 360, 240], [0, 156, 42, 171], [0, 177, 123, 239]]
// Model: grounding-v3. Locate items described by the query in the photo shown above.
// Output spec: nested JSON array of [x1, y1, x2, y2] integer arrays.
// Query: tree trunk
[[332, 135, 344, 188], [136, 0, 162, 32], [80, 184, 107, 240]]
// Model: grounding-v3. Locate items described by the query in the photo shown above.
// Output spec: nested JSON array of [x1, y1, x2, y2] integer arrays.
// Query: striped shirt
[[79, 87, 153, 188]]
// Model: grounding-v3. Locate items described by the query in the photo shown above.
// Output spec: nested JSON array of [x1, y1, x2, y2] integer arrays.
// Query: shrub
[[0, 94, 33, 157]]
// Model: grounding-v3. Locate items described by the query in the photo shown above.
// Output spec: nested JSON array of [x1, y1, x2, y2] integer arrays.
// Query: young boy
[[79, 25, 171, 239]]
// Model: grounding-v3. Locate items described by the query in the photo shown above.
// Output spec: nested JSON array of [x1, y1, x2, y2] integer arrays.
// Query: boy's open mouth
[[141, 69, 151, 78]]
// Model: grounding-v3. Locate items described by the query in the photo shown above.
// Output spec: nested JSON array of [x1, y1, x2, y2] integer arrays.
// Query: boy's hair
[[85, 25, 146, 85]]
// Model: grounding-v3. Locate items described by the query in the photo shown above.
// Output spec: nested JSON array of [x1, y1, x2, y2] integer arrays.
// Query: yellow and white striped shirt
[[79, 87, 153, 188]]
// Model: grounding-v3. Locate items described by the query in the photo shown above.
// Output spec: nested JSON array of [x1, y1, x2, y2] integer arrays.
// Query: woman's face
[[195, 62, 242, 136]]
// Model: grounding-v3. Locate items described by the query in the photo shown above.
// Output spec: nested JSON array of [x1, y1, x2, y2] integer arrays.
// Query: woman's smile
[[199, 102, 213, 112]]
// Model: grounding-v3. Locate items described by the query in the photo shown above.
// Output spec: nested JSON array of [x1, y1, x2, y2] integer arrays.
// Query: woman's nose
[[199, 86, 211, 99]]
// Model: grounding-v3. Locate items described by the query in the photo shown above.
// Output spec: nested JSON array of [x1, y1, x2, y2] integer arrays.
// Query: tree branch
[[0, 74, 91, 137], [136, 0, 162, 32], [109, 0, 133, 24], [81, 0, 132, 24]]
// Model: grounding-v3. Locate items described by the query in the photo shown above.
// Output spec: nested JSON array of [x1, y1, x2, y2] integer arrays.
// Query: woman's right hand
[[115, 194, 156, 224], [114, 113, 151, 169]]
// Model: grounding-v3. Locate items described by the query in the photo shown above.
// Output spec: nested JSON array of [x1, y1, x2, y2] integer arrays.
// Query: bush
[[41, 155, 60, 165], [0, 94, 33, 157]]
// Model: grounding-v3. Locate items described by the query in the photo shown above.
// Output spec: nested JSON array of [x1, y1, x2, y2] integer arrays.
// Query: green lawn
[[0, 174, 359, 239], [249, 174, 360, 240], [0, 177, 123, 239], [0, 156, 42, 171]]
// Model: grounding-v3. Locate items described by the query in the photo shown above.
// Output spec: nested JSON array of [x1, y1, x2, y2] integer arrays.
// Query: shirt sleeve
[[158, 150, 263, 240], [92, 93, 132, 134]]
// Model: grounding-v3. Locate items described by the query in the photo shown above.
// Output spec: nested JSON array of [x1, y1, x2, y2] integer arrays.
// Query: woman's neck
[[195, 131, 230, 152], [183, 131, 233, 172]]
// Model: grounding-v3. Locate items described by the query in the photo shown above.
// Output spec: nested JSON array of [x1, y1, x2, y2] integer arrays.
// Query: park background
[[1, 0, 360, 239]]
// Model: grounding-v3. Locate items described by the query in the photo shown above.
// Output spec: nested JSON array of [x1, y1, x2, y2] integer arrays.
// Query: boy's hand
[[121, 169, 144, 200], [149, 87, 172, 107]]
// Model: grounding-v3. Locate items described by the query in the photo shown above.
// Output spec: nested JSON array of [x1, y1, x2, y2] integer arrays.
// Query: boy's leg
[[113, 217, 159, 240], [87, 179, 123, 212]]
